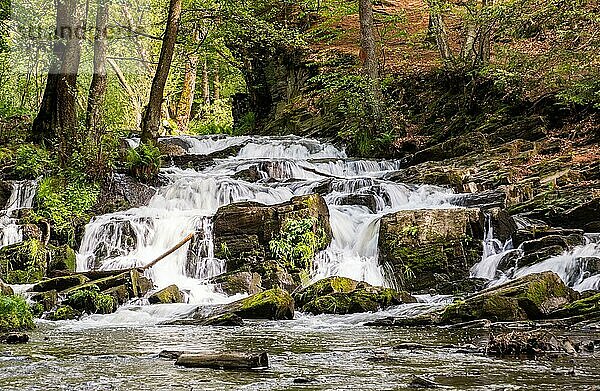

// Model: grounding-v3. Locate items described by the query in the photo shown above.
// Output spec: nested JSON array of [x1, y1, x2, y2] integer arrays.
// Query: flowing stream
[[1, 136, 599, 390]]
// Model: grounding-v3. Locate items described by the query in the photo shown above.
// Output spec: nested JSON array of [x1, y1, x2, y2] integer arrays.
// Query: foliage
[[269, 217, 326, 271], [66, 287, 116, 315], [0, 294, 35, 332], [125, 143, 162, 182], [14, 144, 54, 179], [0, 239, 47, 284], [34, 176, 99, 245], [189, 99, 235, 135]]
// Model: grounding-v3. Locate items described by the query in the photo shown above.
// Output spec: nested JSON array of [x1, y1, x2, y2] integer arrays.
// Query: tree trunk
[[358, 0, 383, 120], [86, 0, 109, 132], [175, 30, 200, 133], [202, 58, 210, 105], [31, 0, 72, 144], [213, 65, 220, 101], [428, 1, 452, 61], [140, 0, 182, 144]]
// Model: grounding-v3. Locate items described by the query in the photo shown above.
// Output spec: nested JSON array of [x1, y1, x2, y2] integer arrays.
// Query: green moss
[[66, 287, 117, 314], [235, 288, 294, 320], [560, 293, 600, 316], [0, 239, 47, 284], [0, 294, 35, 332], [49, 305, 81, 321]]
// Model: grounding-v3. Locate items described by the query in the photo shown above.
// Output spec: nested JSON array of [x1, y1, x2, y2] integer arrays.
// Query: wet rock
[[93, 174, 158, 216], [32, 274, 89, 293], [294, 276, 415, 315], [486, 330, 578, 357], [65, 270, 152, 299], [209, 270, 262, 296], [563, 197, 600, 232], [335, 193, 378, 212], [486, 208, 517, 243], [517, 245, 565, 268], [193, 288, 294, 321], [157, 141, 186, 156], [48, 305, 81, 321], [409, 375, 440, 388], [520, 235, 578, 254], [440, 271, 579, 323], [551, 292, 600, 318], [0, 180, 11, 207], [434, 278, 487, 296], [513, 226, 584, 248], [46, 244, 77, 274], [378, 208, 485, 291], [0, 332, 29, 344], [103, 285, 130, 305], [213, 194, 332, 273], [253, 260, 297, 292], [0, 279, 13, 295], [31, 290, 58, 312], [197, 313, 244, 326], [165, 154, 214, 171], [65, 287, 117, 315], [233, 165, 262, 182], [449, 189, 507, 210], [293, 377, 317, 384], [148, 284, 184, 304]]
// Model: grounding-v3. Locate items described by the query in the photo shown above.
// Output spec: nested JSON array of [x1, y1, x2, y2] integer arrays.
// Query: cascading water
[[76, 136, 456, 305], [0, 179, 38, 249], [471, 215, 600, 291]]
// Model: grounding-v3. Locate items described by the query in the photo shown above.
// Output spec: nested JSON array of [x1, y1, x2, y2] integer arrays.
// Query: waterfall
[[77, 135, 457, 304], [470, 214, 600, 292], [0, 180, 38, 249]]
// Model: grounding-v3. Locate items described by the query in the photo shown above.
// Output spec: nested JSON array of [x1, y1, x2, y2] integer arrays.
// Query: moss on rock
[[48, 305, 81, 321], [65, 287, 117, 315], [148, 284, 184, 304], [0, 240, 47, 284]]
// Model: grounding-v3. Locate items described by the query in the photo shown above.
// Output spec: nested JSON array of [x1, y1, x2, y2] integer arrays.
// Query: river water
[[1, 135, 600, 390]]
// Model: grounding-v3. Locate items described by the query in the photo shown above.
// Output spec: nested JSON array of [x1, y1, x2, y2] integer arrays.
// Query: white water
[[76, 136, 456, 306], [471, 215, 600, 291], [0, 179, 38, 249]]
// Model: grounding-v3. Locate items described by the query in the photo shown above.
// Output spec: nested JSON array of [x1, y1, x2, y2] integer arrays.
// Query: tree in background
[[140, 0, 183, 143], [86, 0, 109, 132], [358, 0, 383, 121]]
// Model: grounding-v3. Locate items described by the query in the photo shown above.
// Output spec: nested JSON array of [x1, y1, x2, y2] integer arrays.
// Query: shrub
[[125, 143, 162, 182], [14, 144, 54, 179], [269, 217, 327, 271], [0, 294, 35, 332]]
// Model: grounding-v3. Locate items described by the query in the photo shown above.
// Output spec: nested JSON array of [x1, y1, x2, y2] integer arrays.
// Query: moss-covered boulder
[[550, 292, 600, 318], [48, 305, 81, 321], [378, 208, 485, 291], [213, 194, 332, 273], [64, 270, 152, 298], [440, 271, 579, 323], [0, 240, 47, 283], [295, 277, 416, 315], [148, 284, 184, 304], [46, 244, 77, 274], [193, 288, 294, 321], [0, 295, 35, 332], [65, 287, 117, 315]]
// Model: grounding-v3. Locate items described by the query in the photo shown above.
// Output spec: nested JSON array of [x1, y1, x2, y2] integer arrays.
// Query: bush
[[0, 294, 35, 332], [125, 143, 162, 182], [14, 144, 54, 179], [66, 287, 116, 315], [34, 176, 99, 245]]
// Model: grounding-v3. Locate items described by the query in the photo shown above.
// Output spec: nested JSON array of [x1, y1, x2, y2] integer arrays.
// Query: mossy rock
[[65, 287, 117, 315], [0, 240, 47, 284], [148, 284, 184, 304], [210, 288, 295, 320], [440, 271, 579, 323], [209, 270, 263, 295], [0, 280, 13, 296], [550, 292, 600, 318], [102, 285, 130, 305], [31, 290, 58, 312], [47, 244, 77, 273], [48, 305, 81, 321], [296, 276, 416, 315], [0, 294, 35, 332]]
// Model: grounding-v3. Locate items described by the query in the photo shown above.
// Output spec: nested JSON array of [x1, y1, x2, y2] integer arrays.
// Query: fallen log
[[140, 233, 194, 270], [174, 352, 269, 369]]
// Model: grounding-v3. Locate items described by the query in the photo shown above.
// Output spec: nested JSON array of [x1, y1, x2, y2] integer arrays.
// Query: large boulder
[[213, 194, 332, 273], [440, 271, 579, 323], [192, 288, 294, 322], [294, 276, 416, 315], [148, 284, 184, 304], [0, 280, 13, 296], [378, 208, 485, 291], [209, 270, 263, 296]]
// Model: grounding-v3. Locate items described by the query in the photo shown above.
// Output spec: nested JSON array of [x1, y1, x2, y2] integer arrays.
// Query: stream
[[1, 135, 599, 390]]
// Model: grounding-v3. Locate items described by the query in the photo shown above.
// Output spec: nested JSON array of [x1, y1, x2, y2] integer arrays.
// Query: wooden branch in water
[[174, 352, 269, 369], [140, 232, 194, 270]]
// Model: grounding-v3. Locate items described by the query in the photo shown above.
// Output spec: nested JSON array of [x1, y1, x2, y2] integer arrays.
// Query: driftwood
[[139, 232, 194, 271], [171, 352, 269, 369]]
